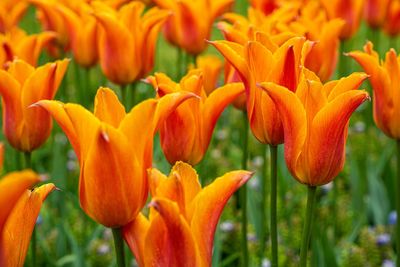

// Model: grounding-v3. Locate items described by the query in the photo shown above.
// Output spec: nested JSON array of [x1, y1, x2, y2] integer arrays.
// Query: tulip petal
[[94, 87, 126, 128], [33, 101, 80, 159], [81, 124, 143, 227], [147, 198, 199, 267], [308, 90, 369, 185], [190, 170, 252, 266], [203, 82, 244, 149], [258, 82, 307, 180], [153, 162, 201, 219], [122, 213, 149, 267], [94, 10, 137, 85], [325, 72, 368, 101], [0, 170, 40, 232], [210, 40, 249, 83], [0, 183, 55, 267]]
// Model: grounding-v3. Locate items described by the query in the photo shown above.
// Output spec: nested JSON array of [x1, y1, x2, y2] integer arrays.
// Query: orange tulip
[[348, 42, 400, 139], [258, 69, 369, 186], [35, 87, 194, 227], [56, 3, 98, 68], [0, 170, 55, 267], [219, 2, 344, 82], [147, 70, 244, 165], [0, 0, 28, 33], [320, 0, 364, 39], [195, 55, 223, 95], [211, 36, 312, 145], [123, 161, 253, 267], [384, 0, 400, 36], [0, 28, 56, 68], [0, 59, 69, 152], [30, 0, 70, 53], [364, 0, 391, 28], [153, 0, 234, 55], [93, 1, 169, 85], [299, 4, 345, 82]]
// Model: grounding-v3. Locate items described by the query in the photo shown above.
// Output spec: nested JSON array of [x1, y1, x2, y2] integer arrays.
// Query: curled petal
[[191, 170, 253, 266], [0, 183, 56, 267]]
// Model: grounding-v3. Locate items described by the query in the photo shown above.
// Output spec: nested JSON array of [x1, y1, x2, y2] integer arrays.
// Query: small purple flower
[[388, 211, 397, 225], [382, 259, 395, 267], [376, 233, 391, 246]]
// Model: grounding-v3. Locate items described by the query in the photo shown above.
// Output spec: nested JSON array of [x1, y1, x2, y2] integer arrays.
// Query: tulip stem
[[120, 85, 127, 109], [300, 186, 317, 267], [260, 145, 268, 260], [270, 145, 278, 267], [396, 140, 400, 267], [23, 152, 32, 169], [112, 227, 126, 267], [240, 111, 249, 267]]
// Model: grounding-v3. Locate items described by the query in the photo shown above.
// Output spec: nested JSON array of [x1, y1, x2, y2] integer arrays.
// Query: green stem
[[260, 145, 268, 260], [240, 111, 249, 267], [24, 151, 32, 169], [112, 228, 126, 267], [396, 140, 400, 267], [177, 47, 183, 79], [270, 145, 278, 267], [120, 85, 127, 109], [338, 41, 347, 78], [130, 82, 138, 108], [300, 186, 317, 267]]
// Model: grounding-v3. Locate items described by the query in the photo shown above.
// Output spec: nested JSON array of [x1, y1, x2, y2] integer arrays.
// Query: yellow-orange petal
[[308, 90, 369, 185], [0, 183, 55, 267], [94, 11, 137, 85], [0, 170, 40, 232], [258, 82, 307, 179], [325, 72, 368, 101], [203, 82, 244, 148], [33, 100, 80, 159], [94, 87, 126, 128], [147, 198, 199, 266], [191, 170, 253, 266], [122, 213, 149, 267], [210, 40, 249, 84], [81, 124, 143, 227]]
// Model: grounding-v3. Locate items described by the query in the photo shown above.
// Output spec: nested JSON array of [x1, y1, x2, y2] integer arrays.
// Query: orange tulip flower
[[56, 3, 98, 68], [0, 28, 56, 68], [299, 4, 345, 82], [123, 161, 253, 267], [147, 70, 244, 165], [93, 1, 169, 85], [320, 0, 364, 39], [0, 0, 28, 33], [0, 59, 69, 152], [219, 2, 344, 82], [35, 87, 194, 227], [348, 42, 400, 139], [153, 0, 234, 55], [364, 0, 391, 28], [211, 36, 312, 145], [0, 170, 55, 267], [30, 0, 70, 52], [384, 0, 400, 36], [258, 69, 369, 186]]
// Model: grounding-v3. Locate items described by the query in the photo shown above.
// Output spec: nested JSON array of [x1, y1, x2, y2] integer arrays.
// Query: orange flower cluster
[[4, 0, 400, 266]]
